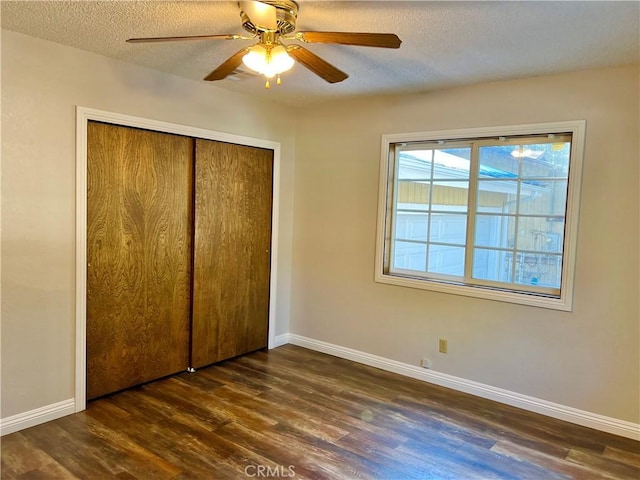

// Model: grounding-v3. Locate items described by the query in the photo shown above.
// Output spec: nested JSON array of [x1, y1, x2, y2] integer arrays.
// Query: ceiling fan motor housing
[[240, 0, 299, 35]]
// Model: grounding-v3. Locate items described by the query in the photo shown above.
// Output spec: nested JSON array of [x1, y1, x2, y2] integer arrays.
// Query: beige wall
[[292, 65, 640, 423], [1, 30, 296, 417], [2, 28, 638, 427]]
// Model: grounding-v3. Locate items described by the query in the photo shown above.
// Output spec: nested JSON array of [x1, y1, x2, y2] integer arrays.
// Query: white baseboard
[[285, 334, 640, 441], [273, 333, 292, 347], [5, 336, 638, 440], [1, 398, 76, 436]]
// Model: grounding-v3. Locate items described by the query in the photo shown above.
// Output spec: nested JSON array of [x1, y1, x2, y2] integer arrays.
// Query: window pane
[[440, 147, 471, 161], [429, 213, 467, 245], [476, 180, 518, 212], [393, 241, 426, 271], [397, 180, 431, 206], [516, 221, 564, 254], [519, 180, 568, 215], [431, 182, 469, 207], [432, 148, 471, 180], [398, 152, 433, 181], [472, 248, 513, 283], [514, 253, 562, 289], [521, 142, 570, 178], [395, 212, 428, 241], [479, 146, 520, 178], [428, 245, 465, 276], [474, 214, 515, 249], [394, 146, 471, 280]]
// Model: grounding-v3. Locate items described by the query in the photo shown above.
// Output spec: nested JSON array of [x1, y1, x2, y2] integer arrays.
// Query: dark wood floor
[[2, 345, 639, 479]]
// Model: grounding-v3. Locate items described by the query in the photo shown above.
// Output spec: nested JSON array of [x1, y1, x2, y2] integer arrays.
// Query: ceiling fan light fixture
[[242, 44, 294, 79]]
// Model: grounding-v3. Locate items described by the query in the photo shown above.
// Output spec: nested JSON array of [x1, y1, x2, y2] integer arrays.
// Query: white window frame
[[374, 121, 585, 311]]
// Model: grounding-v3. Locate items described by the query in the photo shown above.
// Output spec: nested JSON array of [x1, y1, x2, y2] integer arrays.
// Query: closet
[[86, 121, 273, 400]]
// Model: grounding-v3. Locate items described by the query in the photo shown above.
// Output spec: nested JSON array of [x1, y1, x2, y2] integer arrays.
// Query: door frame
[[75, 106, 282, 412]]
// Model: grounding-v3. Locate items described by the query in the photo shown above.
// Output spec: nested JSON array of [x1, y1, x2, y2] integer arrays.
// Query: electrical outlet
[[439, 338, 448, 354], [420, 358, 431, 369]]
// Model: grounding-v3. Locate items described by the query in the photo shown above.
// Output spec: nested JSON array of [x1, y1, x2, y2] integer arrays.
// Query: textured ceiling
[[2, 1, 639, 107]]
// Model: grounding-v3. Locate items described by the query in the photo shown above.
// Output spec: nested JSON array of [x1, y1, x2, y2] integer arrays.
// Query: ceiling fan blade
[[239, 1, 278, 31], [204, 48, 250, 81], [295, 32, 402, 49], [127, 34, 244, 44], [287, 45, 348, 84]]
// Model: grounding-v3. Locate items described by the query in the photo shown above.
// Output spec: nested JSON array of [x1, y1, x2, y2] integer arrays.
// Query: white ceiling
[[2, 1, 639, 107]]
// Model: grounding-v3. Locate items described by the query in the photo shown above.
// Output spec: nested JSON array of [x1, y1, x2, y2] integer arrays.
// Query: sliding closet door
[[191, 139, 273, 368], [86, 122, 193, 399]]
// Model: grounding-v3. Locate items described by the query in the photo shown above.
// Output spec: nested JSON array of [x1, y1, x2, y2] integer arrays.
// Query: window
[[375, 121, 585, 310]]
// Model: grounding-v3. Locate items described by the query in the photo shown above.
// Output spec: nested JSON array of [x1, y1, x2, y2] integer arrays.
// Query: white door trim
[[75, 106, 282, 412]]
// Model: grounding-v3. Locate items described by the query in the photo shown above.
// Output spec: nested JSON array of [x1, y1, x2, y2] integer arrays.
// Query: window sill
[[375, 272, 573, 311]]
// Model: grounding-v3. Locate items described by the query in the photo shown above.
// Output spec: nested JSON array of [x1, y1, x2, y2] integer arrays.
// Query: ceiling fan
[[127, 0, 402, 88]]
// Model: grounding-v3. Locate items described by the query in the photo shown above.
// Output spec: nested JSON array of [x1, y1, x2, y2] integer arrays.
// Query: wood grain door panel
[[87, 122, 193, 399], [191, 139, 273, 368]]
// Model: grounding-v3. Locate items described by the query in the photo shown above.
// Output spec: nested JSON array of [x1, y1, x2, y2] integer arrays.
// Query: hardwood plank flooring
[[2, 345, 638, 479]]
